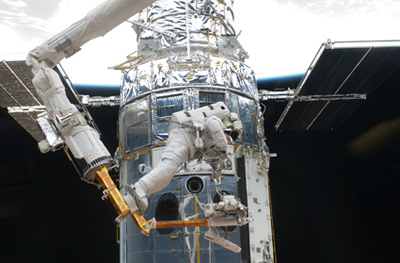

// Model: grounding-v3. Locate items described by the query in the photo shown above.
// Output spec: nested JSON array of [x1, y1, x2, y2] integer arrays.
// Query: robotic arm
[[27, 0, 156, 180], [25, 0, 248, 239], [27, 0, 156, 71], [25, 0, 156, 233]]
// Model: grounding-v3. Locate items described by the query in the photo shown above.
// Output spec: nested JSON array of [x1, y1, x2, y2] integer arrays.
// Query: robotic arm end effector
[[29, 64, 113, 181]]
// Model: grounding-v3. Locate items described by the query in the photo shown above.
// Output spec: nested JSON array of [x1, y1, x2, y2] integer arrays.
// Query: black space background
[[1, 72, 400, 263]]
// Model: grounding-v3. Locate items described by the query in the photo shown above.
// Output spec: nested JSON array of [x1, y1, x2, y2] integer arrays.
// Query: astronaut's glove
[[221, 112, 242, 133]]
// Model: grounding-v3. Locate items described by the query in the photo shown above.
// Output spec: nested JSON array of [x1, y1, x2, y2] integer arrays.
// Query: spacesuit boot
[[128, 181, 148, 213]]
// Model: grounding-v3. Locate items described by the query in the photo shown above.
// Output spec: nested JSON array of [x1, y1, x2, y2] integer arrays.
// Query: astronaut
[[127, 102, 242, 213]]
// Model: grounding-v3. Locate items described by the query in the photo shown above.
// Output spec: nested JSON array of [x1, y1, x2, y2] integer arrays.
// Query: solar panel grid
[[276, 45, 400, 131], [0, 61, 42, 107], [0, 61, 44, 141]]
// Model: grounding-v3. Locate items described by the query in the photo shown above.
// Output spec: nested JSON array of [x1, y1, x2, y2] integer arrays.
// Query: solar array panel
[[276, 43, 400, 131], [0, 60, 44, 141]]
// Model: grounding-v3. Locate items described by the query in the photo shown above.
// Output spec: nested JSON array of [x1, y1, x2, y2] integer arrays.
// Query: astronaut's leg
[[129, 128, 194, 212]]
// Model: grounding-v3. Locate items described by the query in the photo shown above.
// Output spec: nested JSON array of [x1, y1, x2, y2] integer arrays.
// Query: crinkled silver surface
[[121, 0, 255, 105], [143, 0, 233, 36], [119, 2, 268, 262], [131, 0, 246, 59], [121, 55, 257, 105], [119, 89, 260, 157], [119, 0, 262, 150]]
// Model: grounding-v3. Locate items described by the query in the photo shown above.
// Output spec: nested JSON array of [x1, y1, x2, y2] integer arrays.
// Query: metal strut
[[95, 167, 152, 235], [94, 167, 248, 237]]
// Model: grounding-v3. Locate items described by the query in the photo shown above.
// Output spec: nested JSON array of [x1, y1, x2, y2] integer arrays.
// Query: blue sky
[[1, 0, 400, 84]]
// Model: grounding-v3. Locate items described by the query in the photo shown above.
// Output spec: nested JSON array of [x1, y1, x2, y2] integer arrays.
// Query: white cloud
[[0, 25, 41, 60], [1, 0, 27, 9], [46, 0, 138, 85], [2, 0, 400, 83], [0, 0, 54, 59], [0, 0, 131, 84], [234, 0, 400, 79], [46, 0, 105, 33], [0, 9, 48, 33], [61, 22, 137, 85]]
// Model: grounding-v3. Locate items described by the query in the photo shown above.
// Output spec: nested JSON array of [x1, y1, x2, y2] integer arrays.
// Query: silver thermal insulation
[[132, 0, 239, 54], [119, 0, 264, 154], [119, 1, 269, 262], [121, 55, 258, 106], [121, 0, 256, 106], [119, 90, 261, 159]]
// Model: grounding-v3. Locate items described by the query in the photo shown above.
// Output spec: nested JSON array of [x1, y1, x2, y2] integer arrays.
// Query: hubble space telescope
[[1, 0, 400, 262]]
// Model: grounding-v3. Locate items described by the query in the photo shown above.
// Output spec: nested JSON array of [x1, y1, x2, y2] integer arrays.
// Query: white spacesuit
[[128, 102, 242, 213]]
